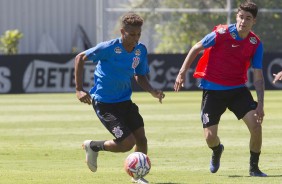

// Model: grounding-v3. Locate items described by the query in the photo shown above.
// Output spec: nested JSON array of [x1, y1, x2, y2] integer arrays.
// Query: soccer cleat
[[82, 140, 98, 172], [131, 177, 149, 184], [249, 167, 267, 177], [210, 144, 224, 173]]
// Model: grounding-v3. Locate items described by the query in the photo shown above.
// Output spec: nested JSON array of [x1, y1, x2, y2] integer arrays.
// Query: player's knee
[[205, 132, 217, 143], [250, 124, 262, 135]]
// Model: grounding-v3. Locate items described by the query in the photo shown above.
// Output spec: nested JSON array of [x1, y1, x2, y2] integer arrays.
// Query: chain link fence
[[99, 0, 282, 53]]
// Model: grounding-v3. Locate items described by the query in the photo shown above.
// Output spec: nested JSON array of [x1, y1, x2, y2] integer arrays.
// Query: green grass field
[[0, 91, 282, 184]]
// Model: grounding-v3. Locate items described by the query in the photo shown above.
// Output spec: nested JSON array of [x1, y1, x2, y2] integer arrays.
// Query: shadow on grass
[[155, 183, 185, 184], [228, 175, 252, 178], [265, 175, 282, 177], [228, 175, 282, 178]]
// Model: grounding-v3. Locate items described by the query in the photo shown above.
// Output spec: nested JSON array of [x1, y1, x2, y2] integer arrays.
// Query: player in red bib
[[174, 1, 266, 177]]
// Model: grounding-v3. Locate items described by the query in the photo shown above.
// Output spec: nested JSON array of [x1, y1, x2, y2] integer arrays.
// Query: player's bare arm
[[253, 69, 265, 123], [134, 75, 165, 103], [272, 71, 282, 84], [74, 52, 92, 105], [174, 41, 205, 92]]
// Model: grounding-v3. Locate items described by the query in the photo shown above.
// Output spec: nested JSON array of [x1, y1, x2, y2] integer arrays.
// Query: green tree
[[0, 29, 23, 55], [122, 0, 282, 53], [250, 0, 282, 53], [153, 0, 227, 53]]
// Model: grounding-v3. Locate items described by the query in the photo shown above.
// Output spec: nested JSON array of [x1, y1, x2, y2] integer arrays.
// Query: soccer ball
[[124, 152, 151, 179]]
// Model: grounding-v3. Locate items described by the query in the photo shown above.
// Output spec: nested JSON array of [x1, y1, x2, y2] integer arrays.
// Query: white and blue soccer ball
[[124, 152, 151, 179]]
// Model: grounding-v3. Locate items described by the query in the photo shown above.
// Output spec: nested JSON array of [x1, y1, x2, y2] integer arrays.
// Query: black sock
[[250, 151, 260, 169], [90, 141, 105, 152], [210, 144, 221, 152]]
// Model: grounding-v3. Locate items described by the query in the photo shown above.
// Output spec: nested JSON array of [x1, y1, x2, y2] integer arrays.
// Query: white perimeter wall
[[0, 0, 97, 54]]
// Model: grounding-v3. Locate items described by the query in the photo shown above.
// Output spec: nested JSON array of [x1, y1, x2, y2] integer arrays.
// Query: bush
[[0, 29, 23, 54]]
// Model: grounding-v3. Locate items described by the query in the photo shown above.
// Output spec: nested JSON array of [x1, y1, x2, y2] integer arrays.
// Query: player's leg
[[132, 127, 147, 154], [201, 90, 226, 173], [204, 124, 220, 148], [103, 134, 136, 152], [127, 102, 149, 183], [83, 134, 136, 172], [82, 100, 136, 172], [125, 101, 148, 154], [243, 111, 266, 177], [242, 110, 262, 152], [201, 90, 225, 147], [229, 87, 267, 177], [204, 125, 224, 173]]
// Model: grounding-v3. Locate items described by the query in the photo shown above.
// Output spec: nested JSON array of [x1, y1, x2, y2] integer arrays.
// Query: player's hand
[[76, 90, 92, 105], [254, 102, 264, 124], [150, 89, 165, 104], [174, 73, 185, 92], [273, 71, 282, 84]]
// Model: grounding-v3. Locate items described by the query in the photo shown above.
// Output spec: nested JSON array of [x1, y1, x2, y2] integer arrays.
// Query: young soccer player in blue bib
[[74, 12, 165, 183]]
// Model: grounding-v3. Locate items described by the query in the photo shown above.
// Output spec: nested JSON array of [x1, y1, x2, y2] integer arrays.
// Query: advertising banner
[[0, 53, 281, 94]]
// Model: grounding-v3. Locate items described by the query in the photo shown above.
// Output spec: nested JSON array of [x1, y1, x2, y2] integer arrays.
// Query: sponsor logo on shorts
[[202, 113, 210, 124], [112, 126, 123, 138], [101, 112, 117, 122]]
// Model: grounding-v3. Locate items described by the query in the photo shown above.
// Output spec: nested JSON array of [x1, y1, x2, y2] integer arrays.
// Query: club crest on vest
[[114, 47, 122, 54], [132, 57, 140, 69], [217, 27, 226, 34], [135, 49, 141, 56], [249, 37, 257, 44]]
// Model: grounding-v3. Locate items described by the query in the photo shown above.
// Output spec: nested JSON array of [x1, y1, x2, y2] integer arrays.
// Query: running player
[[74, 12, 165, 184], [174, 1, 266, 177]]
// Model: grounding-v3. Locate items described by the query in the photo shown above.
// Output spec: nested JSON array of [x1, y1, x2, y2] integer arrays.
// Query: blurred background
[[0, 0, 282, 94], [1, 0, 282, 54]]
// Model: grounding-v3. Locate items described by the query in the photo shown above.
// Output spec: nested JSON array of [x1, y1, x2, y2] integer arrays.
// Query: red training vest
[[194, 24, 260, 86]]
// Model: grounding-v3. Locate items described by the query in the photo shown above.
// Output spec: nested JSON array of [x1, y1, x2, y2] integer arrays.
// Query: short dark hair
[[238, 1, 258, 18], [121, 12, 143, 28]]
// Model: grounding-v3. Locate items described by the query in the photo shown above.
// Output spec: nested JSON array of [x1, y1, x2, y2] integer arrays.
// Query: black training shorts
[[92, 100, 144, 142], [200, 87, 257, 128]]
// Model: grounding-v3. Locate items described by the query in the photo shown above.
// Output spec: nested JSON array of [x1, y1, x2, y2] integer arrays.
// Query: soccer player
[[74, 12, 165, 184], [174, 1, 267, 177], [273, 71, 282, 84]]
